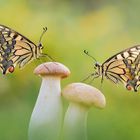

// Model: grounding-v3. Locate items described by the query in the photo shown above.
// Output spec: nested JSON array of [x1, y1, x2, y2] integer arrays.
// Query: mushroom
[[28, 62, 70, 140], [62, 83, 106, 140]]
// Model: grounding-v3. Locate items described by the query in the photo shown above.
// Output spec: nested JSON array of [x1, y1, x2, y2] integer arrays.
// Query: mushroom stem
[[28, 62, 70, 140], [62, 83, 106, 140], [63, 102, 88, 140], [29, 76, 63, 140]]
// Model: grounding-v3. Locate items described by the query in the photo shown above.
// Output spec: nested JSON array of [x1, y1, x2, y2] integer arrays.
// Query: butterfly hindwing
[[102, 45, 140, 91]]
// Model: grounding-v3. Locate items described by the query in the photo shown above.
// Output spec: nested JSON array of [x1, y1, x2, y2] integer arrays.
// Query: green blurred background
[[0, 0, 140, 139]]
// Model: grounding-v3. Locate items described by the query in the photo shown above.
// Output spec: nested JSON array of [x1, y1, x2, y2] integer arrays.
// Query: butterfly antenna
[[39, 27, 55, 62], [84, 50, 97, 62], [81, 73, 95, 82], [39, 27, 47, 43], [41, 53, 56, 62]]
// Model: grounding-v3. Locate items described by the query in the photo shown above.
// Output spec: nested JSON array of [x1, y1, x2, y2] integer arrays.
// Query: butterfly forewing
[[0, 24, 41, 74]]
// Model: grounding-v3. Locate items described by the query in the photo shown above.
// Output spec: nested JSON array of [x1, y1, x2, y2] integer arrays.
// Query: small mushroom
[[28, 62, 70, 140], [62, 83, 106, 140]]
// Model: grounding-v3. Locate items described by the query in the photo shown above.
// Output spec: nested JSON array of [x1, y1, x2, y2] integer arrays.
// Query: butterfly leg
[[101, 75, 104, 84], [82, 72, 99, 84], [36, 57, 51, 72], [81, 73, 95, 82], [40, 53, 55, 61], [88, 74, 100, 84]]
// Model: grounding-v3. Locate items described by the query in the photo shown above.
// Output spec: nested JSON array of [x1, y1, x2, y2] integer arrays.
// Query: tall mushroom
[[62, 83, 106, 140], [28, 62, 70, 140]]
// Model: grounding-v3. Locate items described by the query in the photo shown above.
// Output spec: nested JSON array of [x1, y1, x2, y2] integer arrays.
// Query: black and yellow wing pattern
[[0, 24, 45, 74], [85, 45, 140, 91], [102, 45, 140, 84]]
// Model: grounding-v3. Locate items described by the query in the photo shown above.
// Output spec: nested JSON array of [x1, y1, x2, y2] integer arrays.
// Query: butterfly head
[[38, 42, 44, 50], [38, 42, 44, 53], [94, 62, 102, 76], [36, 42, 44, 58], [84, 50, 102, 77]]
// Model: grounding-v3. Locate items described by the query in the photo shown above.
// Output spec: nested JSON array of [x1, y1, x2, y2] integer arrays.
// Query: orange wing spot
[[126, 85, 132, 91], [8, 66, 14, 73]]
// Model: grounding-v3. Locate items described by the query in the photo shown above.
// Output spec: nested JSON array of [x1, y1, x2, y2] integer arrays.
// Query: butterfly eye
[[38, 43, 44, 49], [94, 63, 99, 69], [95, 62, 99, 67]]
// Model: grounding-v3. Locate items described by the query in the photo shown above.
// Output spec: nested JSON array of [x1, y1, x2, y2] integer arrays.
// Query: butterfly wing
[[101, 45, 140, 90], [0, 25, 38, 74], [125, 55, 140, 91]]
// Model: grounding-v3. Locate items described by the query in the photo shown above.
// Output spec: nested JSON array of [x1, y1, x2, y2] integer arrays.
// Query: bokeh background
[[0, 0, 140, 140]]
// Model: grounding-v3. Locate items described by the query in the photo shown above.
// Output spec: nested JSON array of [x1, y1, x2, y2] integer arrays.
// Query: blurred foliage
[[0, 0, 140, 140]]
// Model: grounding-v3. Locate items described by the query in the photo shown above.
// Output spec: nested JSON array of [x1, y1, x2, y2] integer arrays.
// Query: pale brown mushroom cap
[[62, 83, 106, 108], [34, 62, 70, 78]]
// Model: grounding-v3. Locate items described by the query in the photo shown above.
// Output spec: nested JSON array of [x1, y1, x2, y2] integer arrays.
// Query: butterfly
[[0, 24, 51, 75], [125, 54, 140, 91], [84, 45, 140, 92]]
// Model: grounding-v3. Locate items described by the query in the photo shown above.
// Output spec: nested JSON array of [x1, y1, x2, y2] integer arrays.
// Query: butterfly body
[[85, 45, 140, 92], [0, 24, 46, 74]]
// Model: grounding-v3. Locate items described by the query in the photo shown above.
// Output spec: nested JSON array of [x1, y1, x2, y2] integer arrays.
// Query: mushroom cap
[[34, 62, 70, 78], [62, 83, 106, 108]]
